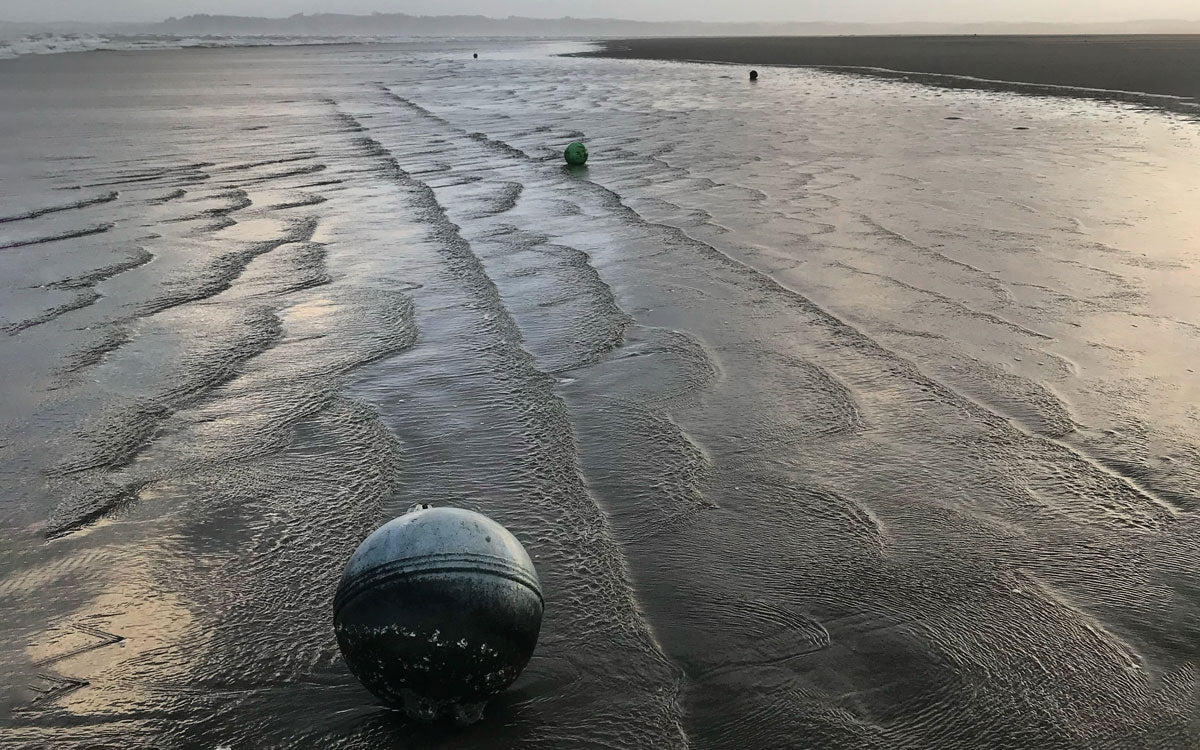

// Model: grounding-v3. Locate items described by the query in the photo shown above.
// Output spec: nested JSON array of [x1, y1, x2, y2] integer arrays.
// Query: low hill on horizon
[[154, 14, 1200, 37]]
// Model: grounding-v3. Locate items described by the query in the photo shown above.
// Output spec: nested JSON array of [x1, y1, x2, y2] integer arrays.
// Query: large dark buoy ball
[[334, 506, 544, 724], [473, 53, 478, 59], [749, 70, 758, 81], [564, 141, 588, 165]]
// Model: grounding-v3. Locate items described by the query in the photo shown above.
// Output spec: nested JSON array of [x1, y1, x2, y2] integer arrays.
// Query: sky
[[4, 0, 1199, 24]]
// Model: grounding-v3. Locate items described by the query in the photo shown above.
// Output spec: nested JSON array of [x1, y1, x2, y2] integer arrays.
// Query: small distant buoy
[[749, 70, 758, 81], [473, 53, 478, 59], [334, 505, 543, 724], [564, 141, 588, 166]]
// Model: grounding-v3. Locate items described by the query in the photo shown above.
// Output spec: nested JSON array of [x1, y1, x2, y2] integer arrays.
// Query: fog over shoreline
[[3, 13, 1200, 38]]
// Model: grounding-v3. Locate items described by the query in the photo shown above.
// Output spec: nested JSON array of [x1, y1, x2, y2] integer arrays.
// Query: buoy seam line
[[336, 555, 543, 599], [341, 551, 540, 572], [334, 566, 544, 617], [335, 563, 544, 616], [339, 550, 542, 574]]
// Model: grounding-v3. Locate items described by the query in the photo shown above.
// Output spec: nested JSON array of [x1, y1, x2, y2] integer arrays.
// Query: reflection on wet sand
[[0, 39, 1197, 749]]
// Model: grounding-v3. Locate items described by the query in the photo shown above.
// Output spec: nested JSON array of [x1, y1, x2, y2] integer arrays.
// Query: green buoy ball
[[564, 142, 588, 166]]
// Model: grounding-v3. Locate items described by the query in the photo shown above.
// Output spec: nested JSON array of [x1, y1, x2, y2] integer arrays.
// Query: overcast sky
[[5, 1, 1199, 24]]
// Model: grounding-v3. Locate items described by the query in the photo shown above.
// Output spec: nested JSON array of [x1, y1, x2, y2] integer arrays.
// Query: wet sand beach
[[1, 39, 1198, 748], [584, 35, 1200, 106]]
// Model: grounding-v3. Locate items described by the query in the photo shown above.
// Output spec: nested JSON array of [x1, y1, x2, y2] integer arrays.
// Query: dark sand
[[584, 35, 1200, 104]]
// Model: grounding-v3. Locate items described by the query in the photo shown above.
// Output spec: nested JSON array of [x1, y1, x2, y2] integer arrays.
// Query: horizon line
[[4, 13, 1200, 27]]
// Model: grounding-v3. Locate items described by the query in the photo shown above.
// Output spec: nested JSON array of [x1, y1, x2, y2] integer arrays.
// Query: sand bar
[[583, 35, 1200, 105]]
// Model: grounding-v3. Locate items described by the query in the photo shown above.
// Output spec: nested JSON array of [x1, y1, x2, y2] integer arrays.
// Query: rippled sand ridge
[[0, 40, 1197, 749]]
